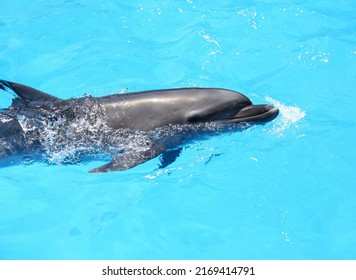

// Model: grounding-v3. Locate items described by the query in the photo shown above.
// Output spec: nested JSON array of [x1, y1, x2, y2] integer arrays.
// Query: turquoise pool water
[[0, 0, 355, 259]]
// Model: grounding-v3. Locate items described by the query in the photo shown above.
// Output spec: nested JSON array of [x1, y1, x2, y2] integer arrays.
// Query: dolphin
[[0, 80, 279, 173]]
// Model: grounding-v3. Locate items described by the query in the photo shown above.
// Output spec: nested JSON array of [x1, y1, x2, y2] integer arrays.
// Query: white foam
[[265, 97, 306, 137]]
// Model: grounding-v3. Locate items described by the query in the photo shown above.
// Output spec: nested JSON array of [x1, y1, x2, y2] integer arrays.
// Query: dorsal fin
[[0, 80, 61, 104]]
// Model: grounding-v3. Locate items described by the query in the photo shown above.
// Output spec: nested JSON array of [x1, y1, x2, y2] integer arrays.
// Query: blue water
[[0, 0, 355, 260]]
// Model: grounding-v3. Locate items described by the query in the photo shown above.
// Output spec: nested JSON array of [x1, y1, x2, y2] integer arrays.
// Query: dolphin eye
[[187, 111, 211, 123], [187, 115, 201, 123]]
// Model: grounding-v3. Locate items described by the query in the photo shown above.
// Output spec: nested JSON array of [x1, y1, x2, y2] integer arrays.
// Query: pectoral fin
[[158, 148, 183, 169], [89, 144, 166, 173]]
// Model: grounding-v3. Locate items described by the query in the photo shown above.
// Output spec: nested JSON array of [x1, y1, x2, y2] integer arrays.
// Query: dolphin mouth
[[223, 104, 279, 123]]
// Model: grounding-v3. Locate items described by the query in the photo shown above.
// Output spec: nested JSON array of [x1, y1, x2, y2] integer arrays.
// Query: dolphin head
[[184, 88, 279, 125]]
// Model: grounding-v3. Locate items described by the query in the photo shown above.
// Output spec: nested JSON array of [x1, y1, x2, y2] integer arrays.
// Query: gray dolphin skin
[[0, 80, 279, 173]]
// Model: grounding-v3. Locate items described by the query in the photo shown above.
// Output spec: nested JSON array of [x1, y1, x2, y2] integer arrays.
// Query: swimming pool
[[0, 0, 355, 259]]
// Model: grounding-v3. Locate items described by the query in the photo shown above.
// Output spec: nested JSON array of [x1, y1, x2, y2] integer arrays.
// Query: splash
[[37, 98, 156, 165], [265, 97, 306, 137]]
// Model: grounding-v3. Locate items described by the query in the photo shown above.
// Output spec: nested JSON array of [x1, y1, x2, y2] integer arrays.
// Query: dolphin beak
[[231, 104, 279, 123]]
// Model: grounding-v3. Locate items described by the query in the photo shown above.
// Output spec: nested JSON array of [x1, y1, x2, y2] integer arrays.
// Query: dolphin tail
[[89, 144, 166, 173], [0, 80, 61, 105]]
